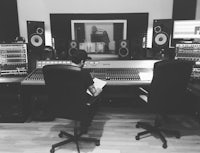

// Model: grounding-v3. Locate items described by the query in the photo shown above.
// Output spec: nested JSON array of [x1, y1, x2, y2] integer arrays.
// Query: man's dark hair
[[71, 50, 91, 64]]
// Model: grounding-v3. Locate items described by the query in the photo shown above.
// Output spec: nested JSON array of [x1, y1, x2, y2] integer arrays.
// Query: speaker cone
[[154, 32, 168, 46], [70, 41, 78, 48], [120, 41, 127, 48], [119, 47, 129, 58], [154, 26, 162, 33], [68, 48, 78, 57], [30, 34, 43, 47], [36, 27, 44, 35]]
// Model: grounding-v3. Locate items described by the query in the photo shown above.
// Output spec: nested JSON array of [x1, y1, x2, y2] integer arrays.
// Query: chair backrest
[[148, 60, 194, 113], [42, 64, 89, 121]]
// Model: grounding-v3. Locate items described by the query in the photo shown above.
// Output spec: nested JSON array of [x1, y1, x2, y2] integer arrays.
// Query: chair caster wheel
[[95, 140, 100, 146], [136, 124, 140, 128], [58, 132, 64, 138], [175, 134, 180, 139], [162, 143, 167, 149], [50, 148, 55, 153], [135, 135, 140, 140]]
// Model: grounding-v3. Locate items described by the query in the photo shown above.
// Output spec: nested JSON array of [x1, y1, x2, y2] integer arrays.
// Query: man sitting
[[70, 50, 103, 132], [70, 50, 102, 97]]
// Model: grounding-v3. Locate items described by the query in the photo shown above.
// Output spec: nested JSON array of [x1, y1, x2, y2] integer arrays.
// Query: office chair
[[135, 60, 194, 149], [43, 64, 100, 153]]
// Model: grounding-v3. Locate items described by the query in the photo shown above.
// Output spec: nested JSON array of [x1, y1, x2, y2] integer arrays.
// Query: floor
[[0, 104, 200, 153]]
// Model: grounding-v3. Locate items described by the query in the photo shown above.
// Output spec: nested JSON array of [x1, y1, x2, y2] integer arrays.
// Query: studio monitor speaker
[[27, 21, 45, 72], [68, 40, 79, 57], [118, 40, 130, 59], [27, 21, 45, 49], [152, 19, 173, 57]]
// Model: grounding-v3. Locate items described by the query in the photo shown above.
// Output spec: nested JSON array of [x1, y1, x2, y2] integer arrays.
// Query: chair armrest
[[139, 87, 148, 103], [139, 87, 148, 95]]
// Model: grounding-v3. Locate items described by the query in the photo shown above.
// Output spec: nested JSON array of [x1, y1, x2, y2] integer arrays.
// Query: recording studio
[[1, 0, 200, 153]]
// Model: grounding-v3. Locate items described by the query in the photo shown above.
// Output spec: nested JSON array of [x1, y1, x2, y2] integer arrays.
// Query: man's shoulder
[[81, 69, 92, 77], [81, 68, 90, 73]]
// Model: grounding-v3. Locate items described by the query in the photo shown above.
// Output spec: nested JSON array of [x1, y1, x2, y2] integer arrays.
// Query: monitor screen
[[71, 20, 127, 60], [173, 20, 200, 39]]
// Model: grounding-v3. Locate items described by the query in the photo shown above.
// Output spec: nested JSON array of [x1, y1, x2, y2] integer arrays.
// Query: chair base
[[135, 122, 180, 149], [50, 130, 100, 153]]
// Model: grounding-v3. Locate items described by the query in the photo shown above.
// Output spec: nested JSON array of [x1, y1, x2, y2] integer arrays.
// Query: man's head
[[71, 50, 91, 65], [91, 26, 98, 33]]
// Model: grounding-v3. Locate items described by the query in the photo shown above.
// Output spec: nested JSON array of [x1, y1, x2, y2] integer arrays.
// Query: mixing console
[[21, 60, 156, 86], [88, 68, 141, 81], [22, 68, 44, 85]]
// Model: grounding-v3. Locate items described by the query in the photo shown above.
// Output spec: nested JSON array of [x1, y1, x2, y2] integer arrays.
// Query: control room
[[0, 0, 200, 153]]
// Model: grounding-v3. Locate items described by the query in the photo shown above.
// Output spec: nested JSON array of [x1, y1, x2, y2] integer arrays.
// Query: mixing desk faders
[[21, 60, 157, 86]]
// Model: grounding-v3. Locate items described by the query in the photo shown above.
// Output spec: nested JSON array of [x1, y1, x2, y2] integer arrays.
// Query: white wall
[[196, 0, 200, 19], [17, 0, 174, 48]]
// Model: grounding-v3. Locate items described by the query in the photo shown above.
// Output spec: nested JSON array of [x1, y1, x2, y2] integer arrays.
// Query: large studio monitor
[[152, 19, 173, 59], [27, 21, 45, 72]]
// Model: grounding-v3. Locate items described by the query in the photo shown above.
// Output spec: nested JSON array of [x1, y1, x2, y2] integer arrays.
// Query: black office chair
[[43, 64, 100, 153], [135, 60, 194, 148]]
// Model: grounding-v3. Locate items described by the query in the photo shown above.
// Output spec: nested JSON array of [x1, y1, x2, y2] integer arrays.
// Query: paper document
[[87, 78, 107, 95], [93, 78, 107, 89], [139, 72, 153, 81]]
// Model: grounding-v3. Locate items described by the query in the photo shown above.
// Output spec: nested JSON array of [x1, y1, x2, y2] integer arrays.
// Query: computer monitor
[[173, 20, 200, 40], [71, 20, 127, 60]]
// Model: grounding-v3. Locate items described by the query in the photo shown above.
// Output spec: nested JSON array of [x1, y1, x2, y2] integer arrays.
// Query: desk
[[187, 81, 200, 121], [19, 60, 200, 120], [1, 60, 200, 121], [0, 77, 24, 83], [0, 77, 25, 122], [20, 60, 156, 119]]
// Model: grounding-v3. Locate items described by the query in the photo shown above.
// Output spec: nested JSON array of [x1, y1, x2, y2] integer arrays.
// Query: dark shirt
[[81, 68, 94, 92]]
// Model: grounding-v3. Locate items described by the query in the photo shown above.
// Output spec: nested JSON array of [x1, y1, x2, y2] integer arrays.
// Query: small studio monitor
[[152, 19, 173, 58], [68, 40, 79, 57], [118, 40, 130, 59], [27, 21, 45, 49]]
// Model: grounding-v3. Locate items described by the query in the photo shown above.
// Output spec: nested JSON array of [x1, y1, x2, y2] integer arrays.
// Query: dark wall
[[50, 13, 149, 59], [0, 0, 19, 43], [172, 0, 197, 20]]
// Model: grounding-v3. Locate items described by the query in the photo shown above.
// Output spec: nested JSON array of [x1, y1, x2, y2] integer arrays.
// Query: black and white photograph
[[0, 0, 200, 153]]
